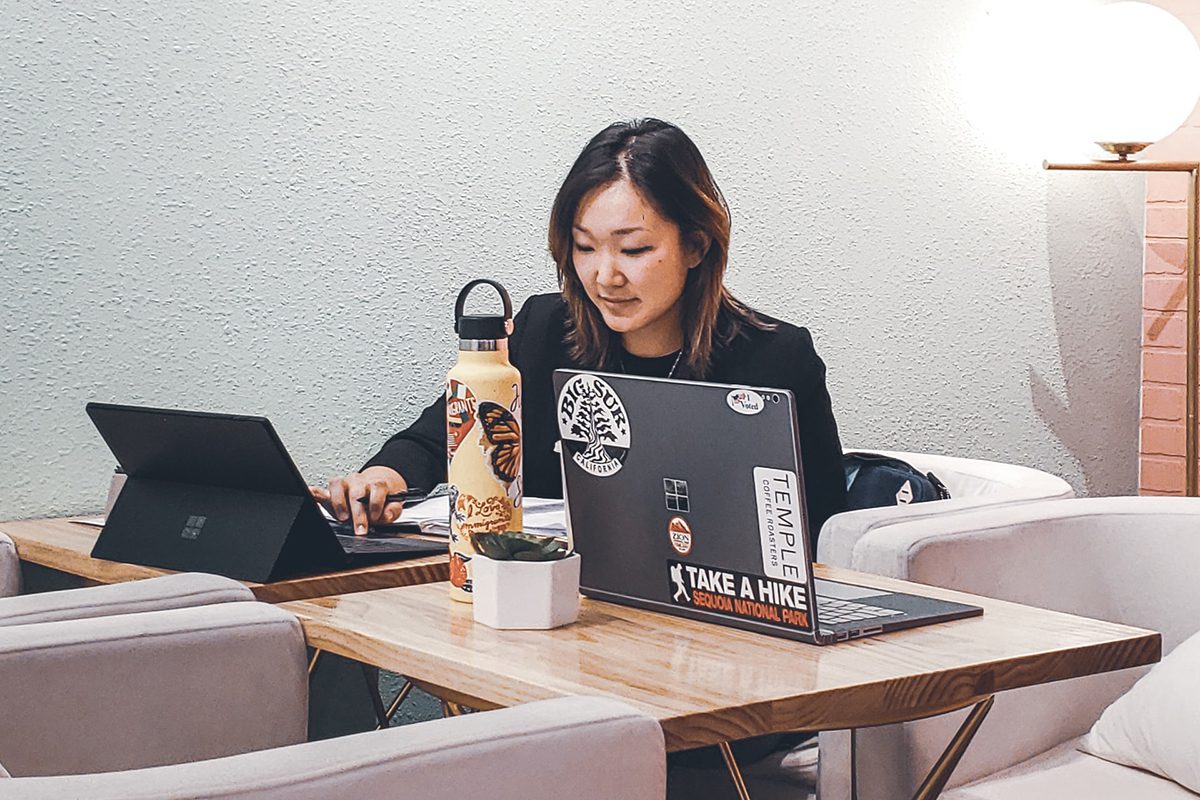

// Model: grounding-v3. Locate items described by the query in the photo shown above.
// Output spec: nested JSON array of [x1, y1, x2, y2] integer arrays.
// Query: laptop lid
[[553, 370, 821, 639], [86, 403, 345, 582]]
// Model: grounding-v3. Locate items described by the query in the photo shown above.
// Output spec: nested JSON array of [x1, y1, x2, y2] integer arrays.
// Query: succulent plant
[[469, 531, 570, 562]]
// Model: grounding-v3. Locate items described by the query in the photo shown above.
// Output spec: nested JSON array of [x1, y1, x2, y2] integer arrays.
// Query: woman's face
[[571, 179, 699, 356]]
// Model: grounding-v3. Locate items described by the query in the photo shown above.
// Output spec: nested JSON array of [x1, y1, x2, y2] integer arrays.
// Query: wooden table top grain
[[0, 516, 449, 603], [284, 568, 1160, 751]]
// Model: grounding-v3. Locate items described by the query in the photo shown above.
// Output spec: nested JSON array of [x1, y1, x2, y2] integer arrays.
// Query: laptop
[[85, 403, 446, 583], [552, 370, 982, 645]]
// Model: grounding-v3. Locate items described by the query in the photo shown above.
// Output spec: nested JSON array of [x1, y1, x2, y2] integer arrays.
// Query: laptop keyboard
[[334, 533, 446, 556], [816, 596, 903, 625]]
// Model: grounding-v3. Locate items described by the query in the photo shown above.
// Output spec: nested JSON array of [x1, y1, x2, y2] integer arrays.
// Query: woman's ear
[[688, 231, 712, 269]]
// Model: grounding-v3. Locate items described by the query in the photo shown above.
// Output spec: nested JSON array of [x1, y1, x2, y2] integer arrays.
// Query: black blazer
[[364, 293, 848, 549]]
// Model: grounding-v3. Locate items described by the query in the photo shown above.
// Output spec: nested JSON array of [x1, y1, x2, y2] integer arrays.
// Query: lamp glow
[[1072, 2, 1200, 159]]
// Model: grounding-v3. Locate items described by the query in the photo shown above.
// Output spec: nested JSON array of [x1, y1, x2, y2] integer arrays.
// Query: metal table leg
[[376, 679, 415, 730], [911, 696, 994, 800], [718, 741, 753, 800], [361, 663, 391, 729], [307, 648, 322, 676], [837, 695, 994, 800]]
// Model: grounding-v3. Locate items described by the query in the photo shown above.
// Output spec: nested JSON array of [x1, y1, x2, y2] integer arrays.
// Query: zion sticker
[[668, 516, 692, 555], [557, 374, 631, 477]]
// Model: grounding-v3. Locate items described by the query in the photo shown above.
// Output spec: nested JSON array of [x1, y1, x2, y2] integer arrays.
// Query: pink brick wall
[[1140, 3, 1200, 495]]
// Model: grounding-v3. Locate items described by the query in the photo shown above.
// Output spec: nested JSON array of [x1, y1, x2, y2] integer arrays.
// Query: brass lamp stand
[[1043, 158, 1200, 495]]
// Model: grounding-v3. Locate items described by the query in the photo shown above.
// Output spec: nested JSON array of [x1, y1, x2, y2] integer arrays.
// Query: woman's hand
[[310, 466, 408, 536]]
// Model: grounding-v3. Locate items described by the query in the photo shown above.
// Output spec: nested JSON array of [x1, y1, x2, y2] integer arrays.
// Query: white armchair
[[0, 533, 17, 598], [818, 449, 1074, 568], [0, 571, 253, 626], [0, 601, 666, 799], [817, 497, 1198, 800]]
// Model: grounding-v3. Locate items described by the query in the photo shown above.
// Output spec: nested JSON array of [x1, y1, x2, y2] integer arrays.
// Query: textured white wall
[[0, 0, 1144, 519]]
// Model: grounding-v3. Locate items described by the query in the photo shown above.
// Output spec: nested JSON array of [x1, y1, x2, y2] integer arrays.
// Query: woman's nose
[[596, 252, 626, 287]]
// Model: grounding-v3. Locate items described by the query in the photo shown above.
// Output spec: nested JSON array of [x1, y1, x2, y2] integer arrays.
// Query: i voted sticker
[[726, 389, 764, 416]]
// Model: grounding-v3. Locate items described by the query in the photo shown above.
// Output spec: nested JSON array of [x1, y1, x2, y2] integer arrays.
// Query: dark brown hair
[[548, 118, 771, 379]]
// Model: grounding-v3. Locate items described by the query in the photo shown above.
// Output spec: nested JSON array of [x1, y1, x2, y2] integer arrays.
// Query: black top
[[364, 293, 848, 550], [619, 349, 684, 377]]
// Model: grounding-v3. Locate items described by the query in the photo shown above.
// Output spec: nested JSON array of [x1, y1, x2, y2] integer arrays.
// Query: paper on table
[[401, 496, 567, 537], [72, 495, 567, 537]]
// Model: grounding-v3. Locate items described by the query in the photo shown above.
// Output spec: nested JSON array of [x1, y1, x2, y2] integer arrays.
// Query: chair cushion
[[0, 573, 253, 627], [0, 697, 665, 800], [1080, 628, 1200, 794], [944, 739, 1196, 800]]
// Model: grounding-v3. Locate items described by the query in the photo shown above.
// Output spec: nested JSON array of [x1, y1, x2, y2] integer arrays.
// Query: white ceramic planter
[[471, 553, 581, 630]]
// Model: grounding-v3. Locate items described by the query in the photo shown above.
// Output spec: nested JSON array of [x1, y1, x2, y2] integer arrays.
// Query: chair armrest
[[861, 449, 1075, 499], [847, 497, 1199, 646], [0, 602, 307, 777], [0, 696, 666, 800], [820, 497, 1197, 800], [0, 572, 253, 627], [0, 533, 17, 598], [817, 496, 1040, 568], [821, 449, 1074, 569]]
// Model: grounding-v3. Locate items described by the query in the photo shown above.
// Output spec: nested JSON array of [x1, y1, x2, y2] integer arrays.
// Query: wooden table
[[285, 565, 1158, 798], [0, 516, 449, 603]]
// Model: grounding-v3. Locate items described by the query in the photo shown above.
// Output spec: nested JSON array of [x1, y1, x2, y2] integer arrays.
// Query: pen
[[356, 488, 430, 505]]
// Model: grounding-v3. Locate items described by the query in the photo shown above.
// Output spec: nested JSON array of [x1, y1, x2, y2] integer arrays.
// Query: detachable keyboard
[[327, 519, 447, 557], [333, 534, 445, 556]]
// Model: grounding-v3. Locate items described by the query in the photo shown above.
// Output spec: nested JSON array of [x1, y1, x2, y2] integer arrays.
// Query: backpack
[[843, 452, 951, 510]]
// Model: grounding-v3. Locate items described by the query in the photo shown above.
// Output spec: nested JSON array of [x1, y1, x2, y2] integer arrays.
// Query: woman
[[314, 118, 847, 555]]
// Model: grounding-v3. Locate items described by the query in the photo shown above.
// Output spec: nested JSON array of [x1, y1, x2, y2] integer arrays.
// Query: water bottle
[[446, 279, 523, 602]]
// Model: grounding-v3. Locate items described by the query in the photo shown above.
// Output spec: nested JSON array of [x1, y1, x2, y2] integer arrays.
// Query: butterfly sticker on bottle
[[477, 399, 523, 506]]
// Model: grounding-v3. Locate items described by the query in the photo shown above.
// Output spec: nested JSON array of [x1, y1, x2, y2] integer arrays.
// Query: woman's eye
[[573, 242, 594, 253], [622, 246, 653, 256]]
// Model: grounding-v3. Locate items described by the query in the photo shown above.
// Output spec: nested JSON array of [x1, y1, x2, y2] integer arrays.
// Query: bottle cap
[[455, 280, 514, 341]]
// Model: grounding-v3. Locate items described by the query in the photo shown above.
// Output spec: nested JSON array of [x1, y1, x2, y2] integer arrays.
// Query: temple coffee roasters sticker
[[557, 374, 631, 477]]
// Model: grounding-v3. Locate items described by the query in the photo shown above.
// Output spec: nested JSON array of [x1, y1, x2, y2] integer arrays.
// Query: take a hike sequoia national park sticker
[[557, 374, 631, 477]]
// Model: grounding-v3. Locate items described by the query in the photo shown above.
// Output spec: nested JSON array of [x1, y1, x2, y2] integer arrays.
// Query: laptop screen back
[[86, 403, 309, 496], [554, 370, 819, 636]]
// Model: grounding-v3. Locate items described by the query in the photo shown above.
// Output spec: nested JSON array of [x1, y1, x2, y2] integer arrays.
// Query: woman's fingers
[[367, 482, 390, 525], [309, 485, 331, 507], [382, 500, 406, 523], [346, 474, 373, 536], [327, 477, 351, 522], [325, 469, 409, 535]]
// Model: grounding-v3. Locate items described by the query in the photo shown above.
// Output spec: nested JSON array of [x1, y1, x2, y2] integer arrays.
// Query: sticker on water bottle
[[477, 399, 522, 493], [449, 551, 472, 593], [451, 489, 513, 537], [446, 379, 478, 461]]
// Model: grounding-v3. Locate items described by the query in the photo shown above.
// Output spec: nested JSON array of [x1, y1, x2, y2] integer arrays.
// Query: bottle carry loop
[[454, 279, 514, 337]]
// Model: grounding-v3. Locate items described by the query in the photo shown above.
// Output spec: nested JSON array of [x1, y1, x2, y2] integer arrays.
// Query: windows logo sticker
[[664, 478, 689, 513], [181, 515, 207, 540]]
